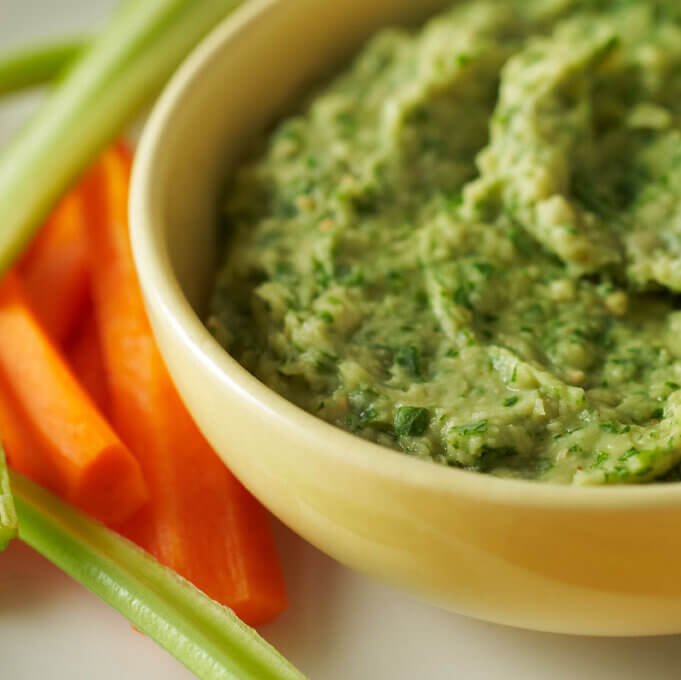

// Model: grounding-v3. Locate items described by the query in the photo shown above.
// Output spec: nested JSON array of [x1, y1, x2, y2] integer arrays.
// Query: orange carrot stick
[[19, 187, 90, 343], [0, 271, 148, 525], [85, 143, 287, 625], [64, 304, 109, 415], [0, 371, 57, 488]]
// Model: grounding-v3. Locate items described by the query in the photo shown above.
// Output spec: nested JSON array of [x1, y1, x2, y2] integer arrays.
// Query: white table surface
[[1, 2, 681, 678]]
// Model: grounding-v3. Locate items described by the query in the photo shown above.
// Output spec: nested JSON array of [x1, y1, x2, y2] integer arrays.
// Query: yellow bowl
[[130, 0, 681, 635]]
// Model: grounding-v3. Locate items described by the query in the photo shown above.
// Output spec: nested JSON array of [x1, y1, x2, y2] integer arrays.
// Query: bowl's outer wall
[[131, 0, 681, 635]]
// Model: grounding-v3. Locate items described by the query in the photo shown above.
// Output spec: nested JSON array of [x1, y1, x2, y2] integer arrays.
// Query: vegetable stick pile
[[0, 142, 287, 627], [0, 2, 309, 676], [11, 471, 305, 680]]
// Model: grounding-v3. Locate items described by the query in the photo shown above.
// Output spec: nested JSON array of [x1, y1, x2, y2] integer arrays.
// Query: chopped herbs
[[592, 451, 610, 468], [394, 407, 430, 437], [453, 420, 488, 436], [472, 261, 495, 278], [312, 259, 330, 288], [619, 447, 639, 461], [600, 422, 631, 434], [453, 282, 475, 310], [394, 346, 422, 377]]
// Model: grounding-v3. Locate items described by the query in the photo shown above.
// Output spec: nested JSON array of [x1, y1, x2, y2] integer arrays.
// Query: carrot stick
[[0, 271, 148, 525], [85, 144, 287, 626], [19, 187, 90, 343], [65, 304, 109, 415], [0, 371, 57, 488]]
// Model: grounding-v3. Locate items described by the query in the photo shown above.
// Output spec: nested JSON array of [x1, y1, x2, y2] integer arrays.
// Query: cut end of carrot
[[75, 444, 148, 526], [211, 482, 289, 627], [153, 454, 288, 627], [0, 271, 148, 528], [227, 582, 290, 628]]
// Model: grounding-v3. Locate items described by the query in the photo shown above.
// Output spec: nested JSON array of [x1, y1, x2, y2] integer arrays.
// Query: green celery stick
[[0, 39, 86, 96], [0, 3, 307, 674], [11, 471, 306, 680], [0, 0, 242, 275], [0, 445, 17, 551]]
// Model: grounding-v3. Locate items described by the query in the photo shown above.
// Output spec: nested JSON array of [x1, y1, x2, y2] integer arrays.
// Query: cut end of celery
[[0, 39, 87, 97], [0, 445, 18, 551]]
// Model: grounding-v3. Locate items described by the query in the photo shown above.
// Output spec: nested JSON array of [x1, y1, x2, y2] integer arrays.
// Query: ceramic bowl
[[130, 0, 681, 635]]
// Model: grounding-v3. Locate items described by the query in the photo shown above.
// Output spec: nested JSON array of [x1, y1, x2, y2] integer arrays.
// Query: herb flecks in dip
[[209, 0, 681, 484]]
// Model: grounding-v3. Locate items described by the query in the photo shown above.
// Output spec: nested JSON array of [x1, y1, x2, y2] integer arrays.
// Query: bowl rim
[[130, 0, 681, 512]]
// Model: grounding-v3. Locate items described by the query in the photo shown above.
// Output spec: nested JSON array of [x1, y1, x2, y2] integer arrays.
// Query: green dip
[[208, 0, 681, 484]]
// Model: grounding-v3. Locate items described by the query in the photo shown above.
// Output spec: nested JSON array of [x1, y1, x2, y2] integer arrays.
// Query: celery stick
[[0, 446, 17, 551], [10, 471, 306, 680], [0, 0, 242, 275], [0, 40, 86, 96]]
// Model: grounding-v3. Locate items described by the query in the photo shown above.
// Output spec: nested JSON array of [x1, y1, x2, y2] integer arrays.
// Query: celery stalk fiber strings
[[0, 446, 17, 551], [0, 0, 242, 275], [11, 472, 307, 680]]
